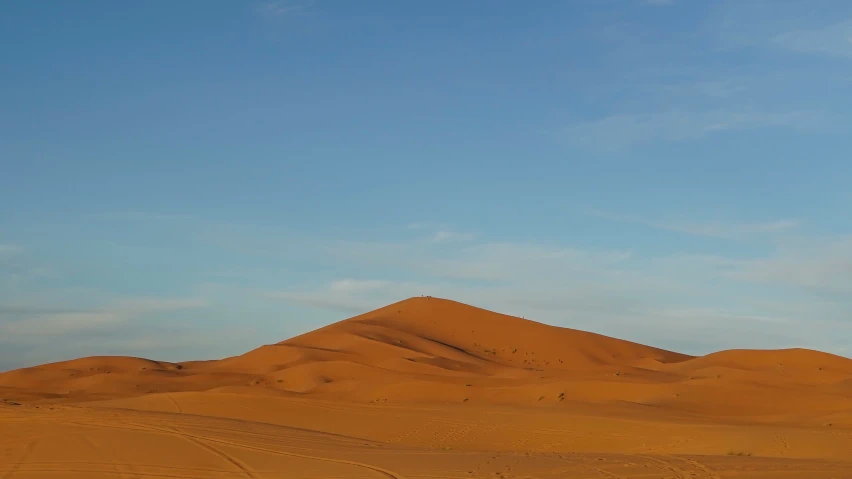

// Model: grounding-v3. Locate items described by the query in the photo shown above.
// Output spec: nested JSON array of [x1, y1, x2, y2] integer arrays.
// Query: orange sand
[[2, 297, 851, 477]]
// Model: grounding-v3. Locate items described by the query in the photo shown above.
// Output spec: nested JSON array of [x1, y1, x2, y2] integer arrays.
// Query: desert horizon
[[3, 297, 852, 477]]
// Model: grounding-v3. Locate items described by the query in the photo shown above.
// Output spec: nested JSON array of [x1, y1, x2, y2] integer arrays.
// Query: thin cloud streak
[[254, 1, 312, 17], [408, 223, 474, 243], [432, 231, 474, 243], [0, 244, 21, 256], [0, 297, 209, 343], [84, 211, 197, 222], [584, 208, 798, 239], [772, 20, 852, 58], [560, 109, 823, 150]]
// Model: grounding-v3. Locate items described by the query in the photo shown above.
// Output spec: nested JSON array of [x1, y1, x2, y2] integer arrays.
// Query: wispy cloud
[[322, 237, 632, 282], [110, 297, 208, 314], [560, 109, 822, 150], [0, 267, 62, 285], [432, 230, 474, 243], [265, 291, 372, 314], [584, 208, 798, 239], [84, 211, 196, 222], [254, 0, 312, 17], [668, 220, 798, 237], [0, 244, 21, 256], [266, 279, 419, 315], [0, 245, 63, 286], [772, 20, 852, 58], [0, 312, 121, 338], [660, 79, 750, 99], [0, 296, 208, 343], [732, 236, 852, 294], [407, 222, 475, 243], [710, 2, 852, 60], [329, 279, 389, 293], [558, 3, 849, 152]]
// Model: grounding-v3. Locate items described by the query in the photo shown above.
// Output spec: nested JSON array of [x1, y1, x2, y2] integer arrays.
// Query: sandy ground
[[2, 297, 851, 478]]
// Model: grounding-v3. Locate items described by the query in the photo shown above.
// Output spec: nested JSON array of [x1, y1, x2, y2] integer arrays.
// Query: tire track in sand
[[584, 465, 626, 479], [178, 434, 256, 479], [73, 419, 406, 479], [635, 454, 688, 479], [146, 423, 406, 479], [62, 421, 253, 478], [553, 454, 625, 479], [0, 438, 38, 479], [675, 456, 721, 479], [166, 394, 184, 414], [81, 434, 131, 479]]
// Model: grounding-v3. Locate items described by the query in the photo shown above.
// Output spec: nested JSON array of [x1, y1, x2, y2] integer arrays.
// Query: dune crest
[[1, 296, 850, 421]]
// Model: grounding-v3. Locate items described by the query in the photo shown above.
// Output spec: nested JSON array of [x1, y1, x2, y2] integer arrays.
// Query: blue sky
[[2, 0, 852, 370]]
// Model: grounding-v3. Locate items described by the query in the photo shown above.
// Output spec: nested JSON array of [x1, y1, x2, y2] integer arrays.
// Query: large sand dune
[[2, 297, 851, 477]]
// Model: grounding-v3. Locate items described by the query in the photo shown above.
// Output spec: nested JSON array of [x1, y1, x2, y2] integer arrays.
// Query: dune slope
[[1, 296, 850, 423]]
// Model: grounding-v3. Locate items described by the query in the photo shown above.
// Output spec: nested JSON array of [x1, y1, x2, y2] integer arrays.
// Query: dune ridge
[[2, 297, 850, 422]]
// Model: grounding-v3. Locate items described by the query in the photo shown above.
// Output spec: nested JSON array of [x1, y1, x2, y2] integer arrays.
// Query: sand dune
[[2, 297, 852, 477]]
